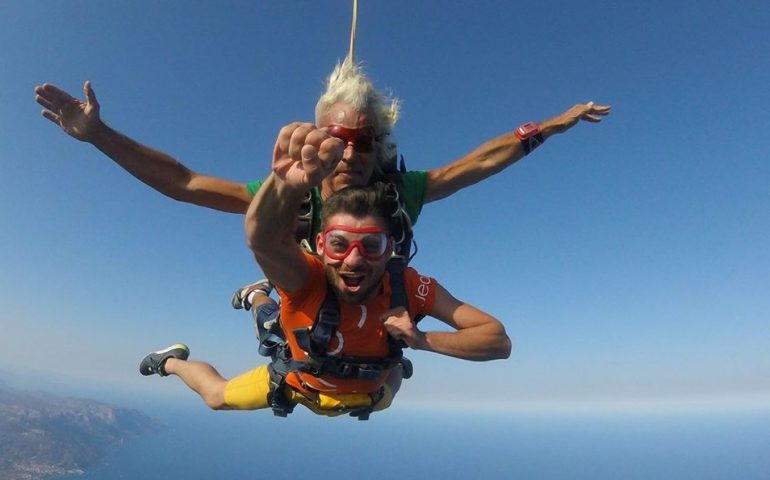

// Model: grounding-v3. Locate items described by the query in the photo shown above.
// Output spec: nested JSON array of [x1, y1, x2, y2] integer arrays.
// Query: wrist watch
[[515, 122, 545, 155]]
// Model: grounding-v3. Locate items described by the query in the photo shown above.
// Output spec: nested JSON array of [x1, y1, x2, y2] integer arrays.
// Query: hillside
[[0, 382, 159, 480]]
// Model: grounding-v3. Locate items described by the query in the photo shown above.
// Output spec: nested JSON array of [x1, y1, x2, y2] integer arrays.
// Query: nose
[[341, 143, 361, 163], [342, 244, 367, 266]]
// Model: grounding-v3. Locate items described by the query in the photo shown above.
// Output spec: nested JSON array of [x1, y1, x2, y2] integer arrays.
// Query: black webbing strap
[[266, 364, 295, 417], [310, 285, 340, 350], [252, 302, 284, 357], [294, 191, 314, 245], [385, 257, 419, 378], [293, 283, 340, 375], [384, 183, 413, 260]]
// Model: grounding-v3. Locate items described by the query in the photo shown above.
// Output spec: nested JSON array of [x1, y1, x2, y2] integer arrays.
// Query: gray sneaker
[[231, 279, 274, 310], [139, 344, 190, 376]]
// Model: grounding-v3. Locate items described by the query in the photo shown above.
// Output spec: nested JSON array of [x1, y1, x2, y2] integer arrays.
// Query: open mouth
[[339, 272, 364, 290]]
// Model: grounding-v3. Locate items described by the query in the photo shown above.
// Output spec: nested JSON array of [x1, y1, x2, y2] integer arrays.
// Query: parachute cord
[[347, 0, 358, 65]]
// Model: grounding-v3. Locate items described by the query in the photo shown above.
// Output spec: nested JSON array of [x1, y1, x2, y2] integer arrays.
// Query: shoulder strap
[[387, 258, 425, 324], [294, 190, 315, 246], [293, 282, 340, 359], [383, 181, 416, 262]]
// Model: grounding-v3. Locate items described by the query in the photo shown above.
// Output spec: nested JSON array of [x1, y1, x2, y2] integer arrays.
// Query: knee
[[201, 386, 229, 410], [203, 394, 228, 410]]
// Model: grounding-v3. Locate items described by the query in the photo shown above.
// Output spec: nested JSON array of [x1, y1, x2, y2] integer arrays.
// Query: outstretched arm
[[245, 123, 344, 292], [35, 81, 252, 213], [424, 102, 611, 203], [382, 283, 511, 361]]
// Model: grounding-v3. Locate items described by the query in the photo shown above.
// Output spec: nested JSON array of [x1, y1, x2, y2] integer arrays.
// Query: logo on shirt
[[415, 275, 432, 305]]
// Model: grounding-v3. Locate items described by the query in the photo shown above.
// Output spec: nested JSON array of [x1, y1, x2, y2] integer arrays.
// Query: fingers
[[288, 124, 342, 172], [272, 122, 344, 186], [34, 83, 76, 106], [35, 94, 56, 111], [287, 123, 318, 161], [300, 143, 323, 183], [34, 83, 84, 122], [40, 109, 60, 125], [275, 122, 311, 157], [316, 136, 344, 171], [381, 307, 409, 322], [34, 84, 63, 124], [381, 307, 412, 338], [83, 81, 99, 109], [579, 102, 611, 122]]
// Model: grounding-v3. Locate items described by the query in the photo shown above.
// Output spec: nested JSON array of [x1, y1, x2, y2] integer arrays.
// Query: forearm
[[88, 123, 251, 213], [419, 323, 511, 361], [424, 131, 523, 203], [245, 174, 309, 291], [458, 111, 569, 172], [425, 103, 599, 203], [89, 122, 193, 196], [538, 114, 570, 140], [245, 174, 305, 257]]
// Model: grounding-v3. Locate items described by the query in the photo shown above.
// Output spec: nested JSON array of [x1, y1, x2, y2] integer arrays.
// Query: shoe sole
[[139, 344, 190, 376], [150, 343, 190, 358]]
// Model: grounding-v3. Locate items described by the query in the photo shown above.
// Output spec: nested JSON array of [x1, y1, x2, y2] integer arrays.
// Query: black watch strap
[[521, 132, 545, 155]]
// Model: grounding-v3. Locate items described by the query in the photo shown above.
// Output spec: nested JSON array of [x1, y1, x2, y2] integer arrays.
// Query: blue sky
[[1, 0, 769, 412]]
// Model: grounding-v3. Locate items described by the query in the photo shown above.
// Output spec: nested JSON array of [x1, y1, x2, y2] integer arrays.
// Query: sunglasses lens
[[328, 126, 375, 152], [354, 137, 374, 153]]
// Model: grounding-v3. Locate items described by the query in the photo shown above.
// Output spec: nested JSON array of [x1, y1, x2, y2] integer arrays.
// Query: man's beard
[[325, 265, 381, 304]]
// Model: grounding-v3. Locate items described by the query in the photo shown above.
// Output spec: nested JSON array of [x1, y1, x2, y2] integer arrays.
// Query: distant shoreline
[[0, 381, 159, 480]]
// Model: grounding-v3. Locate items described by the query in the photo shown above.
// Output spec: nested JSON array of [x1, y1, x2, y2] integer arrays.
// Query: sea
[[57, 404, 770, 480]]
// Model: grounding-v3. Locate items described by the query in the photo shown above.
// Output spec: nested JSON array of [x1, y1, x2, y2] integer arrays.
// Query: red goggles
[[326, 125, 376, 153], [321, 225, 390, 261]]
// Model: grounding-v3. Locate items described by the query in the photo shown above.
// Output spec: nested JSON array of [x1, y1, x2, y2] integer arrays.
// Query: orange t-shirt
[[278, 252, 436, 395]]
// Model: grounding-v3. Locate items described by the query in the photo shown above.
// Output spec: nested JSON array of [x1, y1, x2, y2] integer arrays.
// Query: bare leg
[[164, 358, 230, 410], [250, 292, 276, 310]]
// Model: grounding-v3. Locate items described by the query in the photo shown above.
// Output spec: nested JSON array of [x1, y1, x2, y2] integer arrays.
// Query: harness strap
[[294, 190, 314, 245], [385, 257, 425, 351], [266, 364, 295, 417], [308, 285, 340, 353], [253, 302, 284, 357]]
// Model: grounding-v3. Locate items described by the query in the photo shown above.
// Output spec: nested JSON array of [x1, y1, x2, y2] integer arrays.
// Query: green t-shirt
[[245, 170, 428, 240]]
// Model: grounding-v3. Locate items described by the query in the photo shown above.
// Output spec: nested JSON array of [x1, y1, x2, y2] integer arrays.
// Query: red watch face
[[515, 122, 540, 140]]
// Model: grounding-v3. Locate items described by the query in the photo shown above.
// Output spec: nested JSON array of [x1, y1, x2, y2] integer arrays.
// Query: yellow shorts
[[223, 364, 272, 410], [222, 364, 398, 415]]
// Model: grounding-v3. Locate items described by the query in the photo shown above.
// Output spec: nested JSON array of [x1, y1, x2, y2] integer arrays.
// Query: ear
[[316, 232, 324, 254]]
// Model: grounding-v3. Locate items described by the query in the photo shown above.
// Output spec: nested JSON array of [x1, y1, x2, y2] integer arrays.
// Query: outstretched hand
[[272, 122, 345, 191], [34, 81, 101, 142], [549, 101, 611, 134]]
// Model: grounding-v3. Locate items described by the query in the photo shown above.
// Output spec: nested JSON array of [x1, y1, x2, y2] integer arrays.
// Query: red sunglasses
[[326, 125, 376, 153], [321, 225, 390, 261]]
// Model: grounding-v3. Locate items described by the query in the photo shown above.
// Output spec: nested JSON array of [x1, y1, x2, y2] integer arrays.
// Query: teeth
[[341, 273, 364, 287]]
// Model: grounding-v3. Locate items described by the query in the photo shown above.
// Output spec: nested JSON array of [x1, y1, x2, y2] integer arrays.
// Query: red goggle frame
[[326, 125, 376, 153], [321, 225, 390, 260]]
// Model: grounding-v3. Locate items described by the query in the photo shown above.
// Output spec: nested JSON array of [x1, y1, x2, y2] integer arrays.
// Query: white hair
[[315, 60, 401, 175]]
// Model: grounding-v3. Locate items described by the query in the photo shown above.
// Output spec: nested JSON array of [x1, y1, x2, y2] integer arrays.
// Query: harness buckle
[[266, 365, 295, 418]]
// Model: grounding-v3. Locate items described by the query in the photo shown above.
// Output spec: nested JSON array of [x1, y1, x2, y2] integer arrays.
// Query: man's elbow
[[488, 323, 512, 360], [245, 222, 260, 253], [497, 336, 513, 360]]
